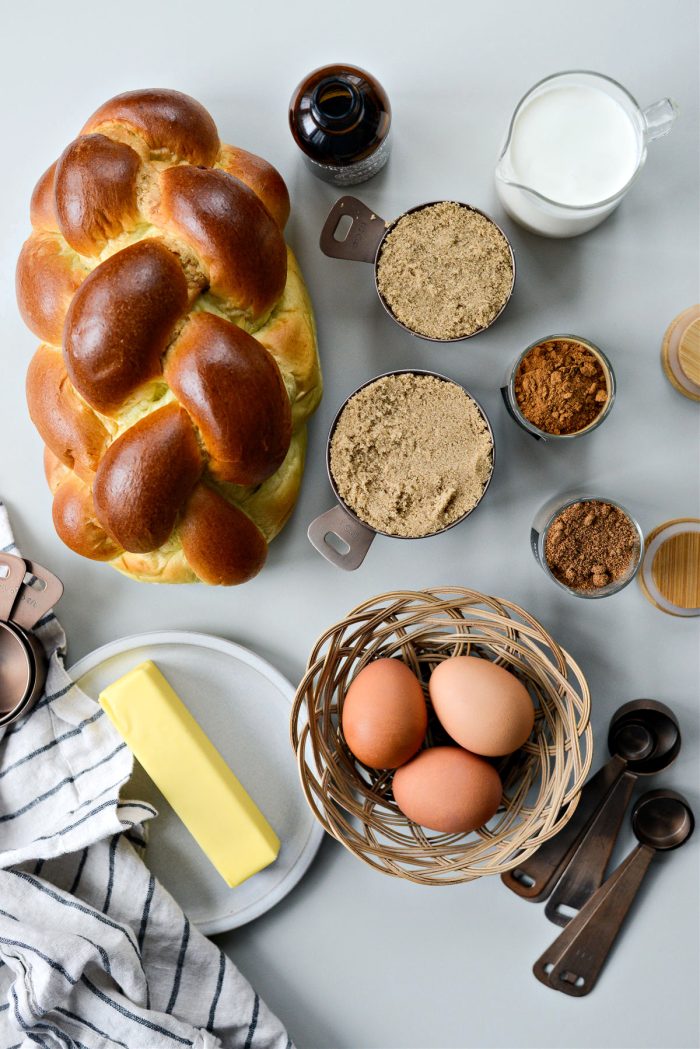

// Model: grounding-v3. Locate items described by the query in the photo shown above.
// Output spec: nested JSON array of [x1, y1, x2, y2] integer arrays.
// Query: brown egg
[[341, 658, 427, 769], [392, 746, 502, 833], [429, 656, 535, 756]]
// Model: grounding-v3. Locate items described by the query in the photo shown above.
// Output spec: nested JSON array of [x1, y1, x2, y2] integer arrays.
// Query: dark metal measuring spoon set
[[501, 700, 694, 996]]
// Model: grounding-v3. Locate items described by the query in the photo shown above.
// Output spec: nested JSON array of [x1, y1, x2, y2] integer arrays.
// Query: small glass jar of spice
[[502, 334, 615, 441], [532, 492, 644, 598]]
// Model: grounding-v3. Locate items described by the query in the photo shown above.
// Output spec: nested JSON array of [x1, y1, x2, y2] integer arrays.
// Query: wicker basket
[[291, 588, 593, 884]]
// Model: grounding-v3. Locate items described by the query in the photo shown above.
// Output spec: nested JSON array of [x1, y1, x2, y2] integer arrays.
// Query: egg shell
[[392, 746, 502, 834], [341, 658, 427, 769], [429, 656, 535, 757]]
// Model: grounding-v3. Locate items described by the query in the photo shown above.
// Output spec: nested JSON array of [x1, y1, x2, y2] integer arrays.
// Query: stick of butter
[[99, 660, 280, 887]]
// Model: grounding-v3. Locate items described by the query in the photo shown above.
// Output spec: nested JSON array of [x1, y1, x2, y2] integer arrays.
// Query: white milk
[[496, 83, 642, 237]]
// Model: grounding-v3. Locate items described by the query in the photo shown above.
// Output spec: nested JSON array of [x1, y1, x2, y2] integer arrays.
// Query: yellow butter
[[99, 660, 280, 887]]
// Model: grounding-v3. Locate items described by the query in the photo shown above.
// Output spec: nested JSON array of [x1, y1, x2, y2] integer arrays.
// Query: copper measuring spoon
[[534, 789, 694, 996], [501, 700, 680, 902]]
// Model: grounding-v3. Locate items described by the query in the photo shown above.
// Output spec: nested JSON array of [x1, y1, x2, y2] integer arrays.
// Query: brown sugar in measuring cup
[[307, 369, 495, 569], [319, 197, 515, 342]]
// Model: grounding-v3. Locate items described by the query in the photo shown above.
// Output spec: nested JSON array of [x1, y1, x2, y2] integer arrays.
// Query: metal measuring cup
[[307, 369, 496, 570], [319, 196, 516, 342], [0, 552, 64, 727]]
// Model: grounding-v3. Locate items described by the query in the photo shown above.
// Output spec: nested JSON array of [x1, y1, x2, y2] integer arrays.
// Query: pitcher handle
[[643, 98, 678, 142], [308, 505, 376, 570]]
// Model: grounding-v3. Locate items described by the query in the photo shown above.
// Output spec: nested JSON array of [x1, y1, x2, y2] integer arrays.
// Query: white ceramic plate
[[69, 631, 324, 935]]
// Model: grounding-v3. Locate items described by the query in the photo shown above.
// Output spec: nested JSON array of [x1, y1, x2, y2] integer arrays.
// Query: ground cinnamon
[[545, 500, 640, 591], [515, 339, 608, 435]]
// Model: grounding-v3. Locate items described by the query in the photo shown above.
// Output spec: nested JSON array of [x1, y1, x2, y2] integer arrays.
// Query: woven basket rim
[[291, 587, 593, 885]]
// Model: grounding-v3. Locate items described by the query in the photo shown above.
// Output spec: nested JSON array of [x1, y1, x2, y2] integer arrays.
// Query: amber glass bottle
[[289, 64, 391, 186]]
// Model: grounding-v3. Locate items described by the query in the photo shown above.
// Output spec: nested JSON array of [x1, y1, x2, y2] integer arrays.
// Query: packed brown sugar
[[330, 373, 493, 538], [376, 202, 513, 340]]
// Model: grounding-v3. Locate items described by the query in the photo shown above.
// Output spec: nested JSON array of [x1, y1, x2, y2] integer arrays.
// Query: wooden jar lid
[[661, 305, 700, 401], [639, 518, 700, 616]]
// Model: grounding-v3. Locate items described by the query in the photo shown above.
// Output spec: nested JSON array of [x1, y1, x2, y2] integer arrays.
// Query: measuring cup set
[[310, 198, 507, 570], [0, 551, 63, 727], [309, 70, 678, 571], [501, 699, 694, 996]]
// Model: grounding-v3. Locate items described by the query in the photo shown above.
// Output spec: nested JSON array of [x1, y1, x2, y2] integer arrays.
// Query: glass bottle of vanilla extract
[[289, 64, 391, 186]]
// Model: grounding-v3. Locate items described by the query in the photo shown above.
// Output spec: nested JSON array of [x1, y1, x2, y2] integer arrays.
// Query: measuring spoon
[[534, 790, 694, 996], [501, 699, 679, 902], [544, 700, 680, 925]]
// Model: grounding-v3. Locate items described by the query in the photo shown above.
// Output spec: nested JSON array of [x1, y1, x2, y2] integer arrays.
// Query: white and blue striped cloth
[[0, 501, 291, 1049]]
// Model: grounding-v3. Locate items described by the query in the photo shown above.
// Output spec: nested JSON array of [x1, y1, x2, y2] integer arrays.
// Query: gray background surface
[[1, 1, 699, 1046]]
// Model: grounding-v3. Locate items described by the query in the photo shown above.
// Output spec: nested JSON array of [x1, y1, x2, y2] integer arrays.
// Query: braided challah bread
[[17, 89, 322, 584]]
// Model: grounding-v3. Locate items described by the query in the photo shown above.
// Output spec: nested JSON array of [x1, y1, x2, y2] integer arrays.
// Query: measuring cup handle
[[544, 770, 636, 926], [0, 552, 28, 622], [534, 844, 655, 997], [643, 98, 678, 142], [501, 754, 626, 901], [10, 559, 64, 630], [319, 196, 387, 263], [308, 505, 376, 570]]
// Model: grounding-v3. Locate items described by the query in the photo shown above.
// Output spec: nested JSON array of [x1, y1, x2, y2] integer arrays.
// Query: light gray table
[[2, 2, 698, 1046]]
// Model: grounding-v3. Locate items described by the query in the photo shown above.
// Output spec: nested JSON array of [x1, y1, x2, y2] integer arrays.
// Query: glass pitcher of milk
[[495, 71, 677, 237]]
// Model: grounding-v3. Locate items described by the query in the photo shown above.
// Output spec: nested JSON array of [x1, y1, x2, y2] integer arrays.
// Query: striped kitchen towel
[[0, 501, 292, 1049]]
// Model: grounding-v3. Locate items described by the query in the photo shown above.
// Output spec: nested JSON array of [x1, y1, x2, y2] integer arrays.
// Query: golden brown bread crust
[[166, 312, 292, 486], [30, 162, 59, 231], [16, 233, 87, 344], [179, 484, 268, 585], [233, 427, 307, 541], [217, 145, 290, 230], [27, 345, 108, 474], [64, 240, 189, 413], [159, 166, 287, 321], [19, 89, 322, 585], [55, 134, 141, 256], [81, 89, 220, 166], [93, 404, 202, 552], [51, 469, 124, 562], [256, 249, 322, 428]]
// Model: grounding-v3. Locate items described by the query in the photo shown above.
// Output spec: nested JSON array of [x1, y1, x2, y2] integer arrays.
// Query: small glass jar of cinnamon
[[531, 492, 644, 599], [502, 334, 616, 441]]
